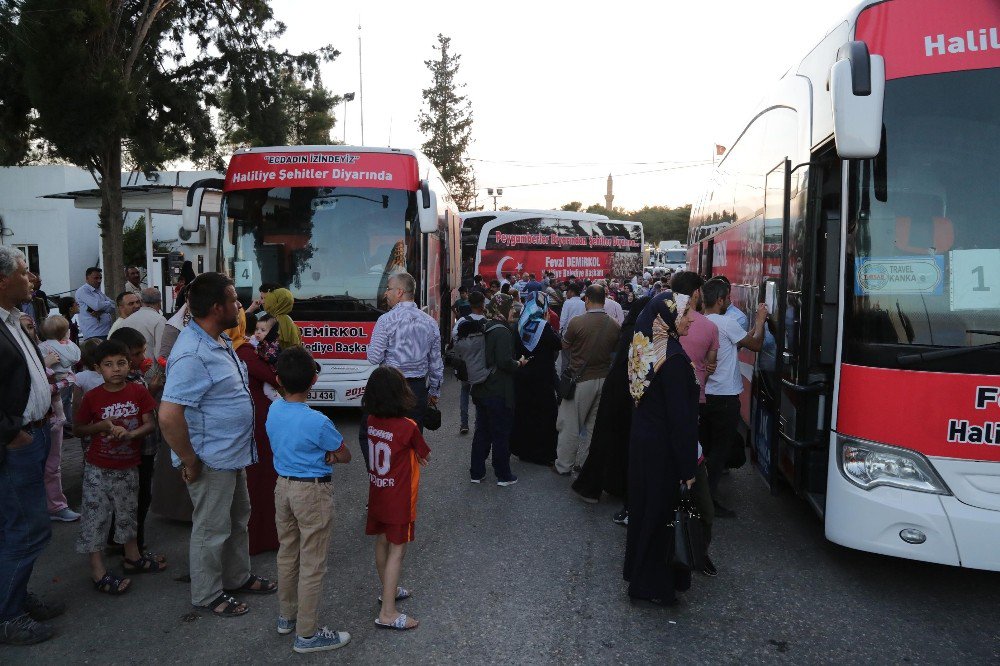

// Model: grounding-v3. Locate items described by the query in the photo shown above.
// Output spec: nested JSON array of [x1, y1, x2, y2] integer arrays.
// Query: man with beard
[[159, 273, 275, 618]]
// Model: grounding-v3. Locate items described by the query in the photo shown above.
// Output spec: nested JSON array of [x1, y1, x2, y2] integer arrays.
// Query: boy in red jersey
[[74, 340, 161, 594], [362, 367, 430, 631]]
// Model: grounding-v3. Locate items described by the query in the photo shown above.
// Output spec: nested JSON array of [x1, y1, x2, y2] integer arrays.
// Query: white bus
[[460, 209, 644, 284], [687, 0, 1000, 570]]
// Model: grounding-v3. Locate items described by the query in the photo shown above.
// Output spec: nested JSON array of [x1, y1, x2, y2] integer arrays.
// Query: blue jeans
[[460, 382, 471, 428], [0, 427, 53, 621], [470, 396, 514, 482]]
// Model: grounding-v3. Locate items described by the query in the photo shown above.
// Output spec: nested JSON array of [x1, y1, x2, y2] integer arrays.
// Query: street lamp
[[341, 92, 355, 144], [487, 187, 503, 211]]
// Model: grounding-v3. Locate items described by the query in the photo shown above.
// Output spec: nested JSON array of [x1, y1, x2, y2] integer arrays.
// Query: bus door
[[771, 149, 842, 514]]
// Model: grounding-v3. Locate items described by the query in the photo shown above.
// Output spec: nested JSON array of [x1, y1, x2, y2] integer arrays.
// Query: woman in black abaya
[[571, 296, 651, 503], [622, 291, 699, 606], [510, 291, 561, 465]]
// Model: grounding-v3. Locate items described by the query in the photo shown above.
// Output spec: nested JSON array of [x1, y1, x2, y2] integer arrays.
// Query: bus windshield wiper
[[897, 342, 1000, 367], [304, 294, 383, 313]]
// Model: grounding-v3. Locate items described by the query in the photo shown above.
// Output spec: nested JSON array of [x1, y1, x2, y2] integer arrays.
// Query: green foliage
[[559, 201, 692, 243], [122, 217, 174, 269], [0, 0, 338, 296], [418, 34, 476, 210]]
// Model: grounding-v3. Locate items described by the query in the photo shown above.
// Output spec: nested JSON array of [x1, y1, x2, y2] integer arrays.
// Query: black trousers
[[700, 394, 740, 500], [358, 376, 428, 467]]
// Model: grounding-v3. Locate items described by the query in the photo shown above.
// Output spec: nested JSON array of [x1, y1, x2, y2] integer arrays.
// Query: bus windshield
[[226, 186, 413, 305], [845, 68, 1000, 370], [664, 250, 687, 264]]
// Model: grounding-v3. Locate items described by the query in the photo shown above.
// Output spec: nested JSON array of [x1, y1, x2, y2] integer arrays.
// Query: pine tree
[[417, 34, 476, 211]]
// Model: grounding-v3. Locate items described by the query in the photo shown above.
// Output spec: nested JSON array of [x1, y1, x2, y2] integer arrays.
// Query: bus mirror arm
[[829, 41, 885, 160], [417, 179, 438, 234], [182, 178, 225, 232]]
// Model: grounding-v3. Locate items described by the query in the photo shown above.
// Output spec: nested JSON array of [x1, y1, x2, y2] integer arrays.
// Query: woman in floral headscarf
[[622, 291, 699, 607], [510, 291, 561, 465]]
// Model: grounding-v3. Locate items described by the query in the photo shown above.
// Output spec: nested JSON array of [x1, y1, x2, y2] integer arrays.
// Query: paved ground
[[6, 375, 1000, 664]]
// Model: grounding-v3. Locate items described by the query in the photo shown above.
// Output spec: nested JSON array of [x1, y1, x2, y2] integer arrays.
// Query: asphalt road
[[7, 375, 1000, 664]]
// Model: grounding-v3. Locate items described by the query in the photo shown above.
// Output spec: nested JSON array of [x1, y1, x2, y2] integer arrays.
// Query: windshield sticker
[[233, 261, 253, 288], [949, 248, 1000, 311], [225, 151, 419, 192], [298, 321, 375, 360], [854, 256, 944, 296]]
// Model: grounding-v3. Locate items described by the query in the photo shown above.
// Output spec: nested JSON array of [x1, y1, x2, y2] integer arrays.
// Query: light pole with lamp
[[487, 187, 503, 211], [341, 92, 355, 143]]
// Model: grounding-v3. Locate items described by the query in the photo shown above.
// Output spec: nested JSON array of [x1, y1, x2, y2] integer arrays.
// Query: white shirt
[[705, 313, 748, 396], [452, 312, 485, 338], [1, 305, 51, 423], [109, 316, 128, 336], [560, 296, 585, 335], [603, 298, 624, 325], [367, 301, 444, 397], [121, 306, 167, 360], [725, 303, 749, 332]]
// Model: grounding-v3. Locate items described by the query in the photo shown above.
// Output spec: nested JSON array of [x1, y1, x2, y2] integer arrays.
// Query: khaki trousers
[[555, 377, 605, 474], [275, 477, 334, 638], [186, 467, 251, 607]]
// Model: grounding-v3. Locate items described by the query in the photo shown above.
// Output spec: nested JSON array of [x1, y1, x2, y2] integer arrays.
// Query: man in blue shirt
[[74, 267, 115, 341], [159, 272, 275, 618]]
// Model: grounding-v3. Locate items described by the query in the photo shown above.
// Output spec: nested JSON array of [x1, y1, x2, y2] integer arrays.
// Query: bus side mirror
[[182, 178, 225, 232], [418, 179, 438, 234], [830, 41, 885, 159]]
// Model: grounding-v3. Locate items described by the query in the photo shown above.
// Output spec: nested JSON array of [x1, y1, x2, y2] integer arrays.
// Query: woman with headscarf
[[571, 295, 651, 507], [262, 288, 301, 349], [622, 291, 699, 607], [173, 261, 197, 310], [509, 291, 561, 465], [226, 307, 281, 554]]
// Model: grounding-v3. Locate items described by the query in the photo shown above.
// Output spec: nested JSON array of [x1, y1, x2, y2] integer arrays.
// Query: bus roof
[[231, 145, 418, 158], [460, 209, 610, 222]]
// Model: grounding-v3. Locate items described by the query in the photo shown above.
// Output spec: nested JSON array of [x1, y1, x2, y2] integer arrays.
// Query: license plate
[[308, 390, 336, 401]]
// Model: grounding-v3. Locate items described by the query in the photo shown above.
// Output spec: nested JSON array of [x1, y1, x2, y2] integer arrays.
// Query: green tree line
[[560, 202, 692, 243]]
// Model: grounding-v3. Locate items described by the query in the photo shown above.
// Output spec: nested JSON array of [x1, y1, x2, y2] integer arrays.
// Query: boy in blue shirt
[[266, 346, 352, 654]]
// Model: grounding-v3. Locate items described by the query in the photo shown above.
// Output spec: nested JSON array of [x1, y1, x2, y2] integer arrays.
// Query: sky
[[275, 1, 863, 211]]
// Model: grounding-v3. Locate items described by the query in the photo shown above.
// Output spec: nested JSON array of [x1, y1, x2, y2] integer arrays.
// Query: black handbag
[[671, 484, 707, 572], [423, 405, 442, 431], [558, 362, 586, 400]]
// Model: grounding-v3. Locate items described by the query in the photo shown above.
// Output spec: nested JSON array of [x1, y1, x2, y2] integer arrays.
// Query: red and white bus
[[183, 146, 461, 407], [460, 210, 644, 285], [688, 0, 1000, 570]]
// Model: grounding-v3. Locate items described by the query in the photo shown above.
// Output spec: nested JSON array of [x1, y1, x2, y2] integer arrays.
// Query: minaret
[[604, 174, 614, 211]]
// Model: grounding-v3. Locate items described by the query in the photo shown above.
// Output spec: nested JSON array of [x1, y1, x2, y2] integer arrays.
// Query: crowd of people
[[0, 246, 764, 651]]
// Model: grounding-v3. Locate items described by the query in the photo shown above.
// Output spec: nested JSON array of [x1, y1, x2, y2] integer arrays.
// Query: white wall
[[0, 166, 223, 298], [0, 165, 99, 298]]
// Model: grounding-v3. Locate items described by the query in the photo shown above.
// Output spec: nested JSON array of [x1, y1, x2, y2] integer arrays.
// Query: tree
[[417, 34, 476, 210], [560, 201, 583, 212], [122, 216, 174, 270], [0, 0, 337, 297]]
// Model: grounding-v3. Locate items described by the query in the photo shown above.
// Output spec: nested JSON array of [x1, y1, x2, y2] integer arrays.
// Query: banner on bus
[[856, 0, 1000, 81], [224, 151, 420, 192], [838, 364, 1000, 461], [477, 249, 641, 281], [297, 320, 376, 360]]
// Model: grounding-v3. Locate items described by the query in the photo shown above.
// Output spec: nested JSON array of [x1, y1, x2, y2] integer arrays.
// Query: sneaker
[[50, 508, 81, 522], [293, 627, 351, 654], [713, 501, 737, 519], [496, 476, 518, 487], [24, 593, 65, 621], [460, 426, 469, 435], [612, 508, 629, 526], [701, 555, 718, 577], [0, 614, 54, 646], [470, 476, 485, 484], [277, 615, 296, 635]]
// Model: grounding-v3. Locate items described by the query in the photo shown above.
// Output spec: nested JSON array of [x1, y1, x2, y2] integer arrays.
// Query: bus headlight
[[837, 435, 950, 495]]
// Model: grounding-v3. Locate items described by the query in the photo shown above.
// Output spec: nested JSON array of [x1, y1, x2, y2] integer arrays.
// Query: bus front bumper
[[824, 442, 1000, 571], [306, 363, 375, 408]]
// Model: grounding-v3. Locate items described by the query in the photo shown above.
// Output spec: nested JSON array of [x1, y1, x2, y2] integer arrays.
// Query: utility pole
[[358, 21, 365, 146], [341, 92, 355, 144], [487, 187, 503, 211]]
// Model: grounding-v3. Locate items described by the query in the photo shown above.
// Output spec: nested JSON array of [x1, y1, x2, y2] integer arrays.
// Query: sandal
[[223, 573, 276, 595], [142, 550, 167, 564], [93, 571, 131, 595], [123, 553, 167, 574], [377, 586, 411, 604], [374, 613, 418, 631], [194, 594, 249, 618]]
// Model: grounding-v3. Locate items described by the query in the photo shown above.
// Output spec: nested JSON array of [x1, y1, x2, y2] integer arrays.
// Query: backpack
[[453, 318, 508, 385]]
